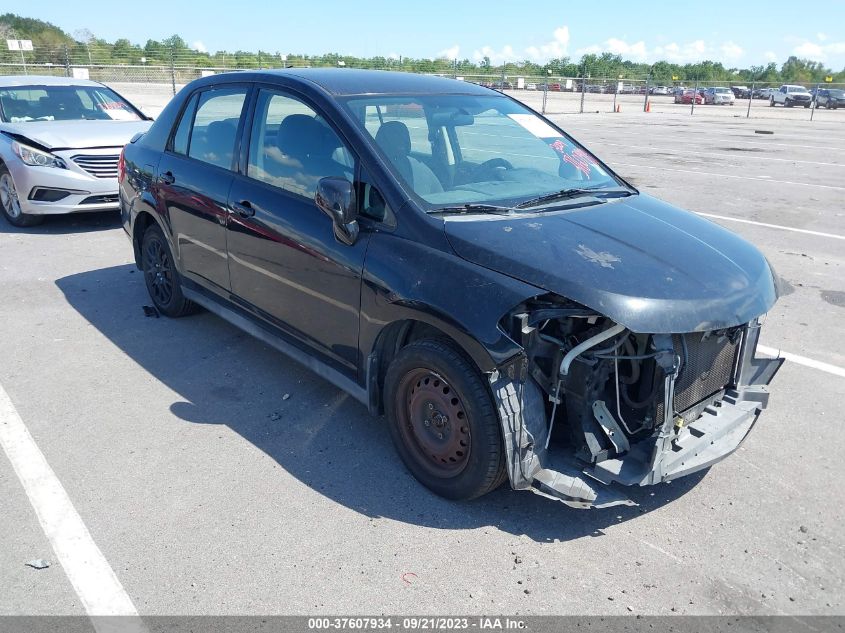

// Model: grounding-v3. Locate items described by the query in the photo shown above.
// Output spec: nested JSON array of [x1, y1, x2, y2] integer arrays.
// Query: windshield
[[343, 94, 625, 210], [0, 85, 143, 122], [828, 90, 845, 97], [714, 88, 731, 93]]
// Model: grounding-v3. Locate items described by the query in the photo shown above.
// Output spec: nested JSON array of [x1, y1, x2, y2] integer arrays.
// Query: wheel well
[[369, 319, 482, 414], [132, 211, 155, 268]]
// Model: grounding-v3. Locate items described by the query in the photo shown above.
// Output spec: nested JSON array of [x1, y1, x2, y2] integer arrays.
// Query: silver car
[[0, 75, 152, 226]]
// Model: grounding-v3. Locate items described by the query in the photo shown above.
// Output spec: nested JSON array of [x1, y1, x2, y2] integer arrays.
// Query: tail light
[[117, 148, 125, 183]]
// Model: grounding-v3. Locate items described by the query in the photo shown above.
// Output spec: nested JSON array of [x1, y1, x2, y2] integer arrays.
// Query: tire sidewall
[[0, 164, 41, 227], [384, 340, 504, 500]]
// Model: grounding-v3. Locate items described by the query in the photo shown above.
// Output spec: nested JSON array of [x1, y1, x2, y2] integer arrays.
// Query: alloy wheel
[[0, 173, 22, 219], [143, 236, 174, 306]]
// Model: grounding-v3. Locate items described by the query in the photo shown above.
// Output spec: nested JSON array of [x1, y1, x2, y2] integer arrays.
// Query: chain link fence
[[2, 45, 843, 122]]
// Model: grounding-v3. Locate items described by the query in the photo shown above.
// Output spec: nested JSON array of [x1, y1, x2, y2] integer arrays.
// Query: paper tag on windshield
[[507, 113, 560, 139]]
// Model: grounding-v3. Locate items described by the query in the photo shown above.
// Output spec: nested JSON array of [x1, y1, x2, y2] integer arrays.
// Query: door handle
[[160, 171, 175, 185], [232, 200, 255, 218]]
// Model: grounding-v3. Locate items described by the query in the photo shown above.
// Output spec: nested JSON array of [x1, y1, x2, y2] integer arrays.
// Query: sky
[[18, 0, 845, 69]]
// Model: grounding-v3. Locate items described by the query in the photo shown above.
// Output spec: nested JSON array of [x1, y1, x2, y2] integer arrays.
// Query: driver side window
[[247, 89, 354, 198]]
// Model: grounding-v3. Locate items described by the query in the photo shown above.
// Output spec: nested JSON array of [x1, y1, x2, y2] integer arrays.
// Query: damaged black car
[[119, 69, 783, 509]]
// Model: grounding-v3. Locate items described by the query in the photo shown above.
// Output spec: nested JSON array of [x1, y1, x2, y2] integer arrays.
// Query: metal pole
[[747, 80, 754, 118], [613, 80, 619, 112], [643, 76, 650, 111], [169, 47, 176, 96], [811, 82, 820, 121], [579, 66, 586, 114], [542, 78, 548, 114], [19, 46, 27, 73], [64, 45, 70, 77], [691, 80, 698, 115]]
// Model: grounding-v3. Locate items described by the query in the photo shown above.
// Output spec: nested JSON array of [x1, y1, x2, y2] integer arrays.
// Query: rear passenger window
[[186, 88, 247, 170], [171, 93, 198, 156], [246, 89, 354, 198]]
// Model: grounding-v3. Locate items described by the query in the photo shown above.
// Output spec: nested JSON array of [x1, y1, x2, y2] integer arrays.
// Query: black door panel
[[156, 154, 233, 291], [226, 178, 370, 372]]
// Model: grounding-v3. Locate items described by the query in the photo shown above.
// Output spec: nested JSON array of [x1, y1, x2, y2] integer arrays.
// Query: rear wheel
[[0, 165, 43, 227], [384, 338, 506, 500], [141, 224, 198, 317]]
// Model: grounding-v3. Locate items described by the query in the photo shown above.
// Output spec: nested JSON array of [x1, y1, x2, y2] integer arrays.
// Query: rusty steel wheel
[[397, 369, 471, 477], [384, 338, 506, 500]]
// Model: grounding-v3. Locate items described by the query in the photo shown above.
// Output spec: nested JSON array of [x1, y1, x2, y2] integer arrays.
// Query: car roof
[[212, 68, 493, 97], [0, 74, 103, 88]]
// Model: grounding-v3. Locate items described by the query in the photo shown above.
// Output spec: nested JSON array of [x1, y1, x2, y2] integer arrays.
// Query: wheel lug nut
[[424, 420, 430, 427], [437, 433, 443, 439]]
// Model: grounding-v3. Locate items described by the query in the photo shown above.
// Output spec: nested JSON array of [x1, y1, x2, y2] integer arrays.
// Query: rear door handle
[[160, 171, 175, 185], [232, 200, 255, 218]]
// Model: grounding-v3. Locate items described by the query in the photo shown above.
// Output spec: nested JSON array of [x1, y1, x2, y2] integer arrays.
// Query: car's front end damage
[[488, 299, 783, 509]]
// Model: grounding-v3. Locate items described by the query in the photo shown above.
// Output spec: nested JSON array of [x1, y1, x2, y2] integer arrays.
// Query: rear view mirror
[[315, 177, 359, 245]]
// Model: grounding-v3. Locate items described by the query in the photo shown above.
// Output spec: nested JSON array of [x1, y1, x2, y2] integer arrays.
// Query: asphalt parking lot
[[0, 104, 843, 617]]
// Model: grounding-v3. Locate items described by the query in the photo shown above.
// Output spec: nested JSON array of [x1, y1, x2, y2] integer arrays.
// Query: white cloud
[[576, 37, 744, 64], [790, 37, 845, 61], [720, 41, 744, 60], [472, 25, 569, 64], [764, 50, 778, 62], [192, 40, 207, 53], [387, 52, 400, 61], [471, 44, 517, 65], [436, 44, 461, 60]]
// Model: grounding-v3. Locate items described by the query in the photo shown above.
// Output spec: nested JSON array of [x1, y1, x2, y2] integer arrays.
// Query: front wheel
[[0, 165, 43, 227], [141, 224, 198, 317], [384, 339, 506, 500]]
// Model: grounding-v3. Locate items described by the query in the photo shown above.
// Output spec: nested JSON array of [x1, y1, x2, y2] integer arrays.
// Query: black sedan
[[816, 88, 845, 109], [119, 69, 783, 509]]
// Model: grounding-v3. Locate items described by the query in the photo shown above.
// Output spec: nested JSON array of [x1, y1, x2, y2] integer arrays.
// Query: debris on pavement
[[142, 305, 159, 318], [282, 393, 291, 401], [25, 559, 50, 570]]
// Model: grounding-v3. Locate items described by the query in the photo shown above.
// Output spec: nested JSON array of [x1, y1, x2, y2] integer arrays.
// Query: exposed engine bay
[[490, 295, 784, 509]]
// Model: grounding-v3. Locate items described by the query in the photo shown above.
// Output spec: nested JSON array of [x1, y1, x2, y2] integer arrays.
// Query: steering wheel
[[480, 158, 514, 170]]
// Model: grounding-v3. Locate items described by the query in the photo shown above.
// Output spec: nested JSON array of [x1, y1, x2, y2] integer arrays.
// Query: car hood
[[0, 120, 152, 151], [443, 194, 779, 333]]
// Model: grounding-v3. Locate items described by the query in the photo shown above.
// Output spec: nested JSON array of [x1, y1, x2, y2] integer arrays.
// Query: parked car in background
[[770, 85, 812, 107], [815, 88, 845, 109], [525, 83, 537, 91], [548, 82, 561, 91], [119, 68, 783, 509], [674, 89, 704, 105], [731, 86, 750, 99], [753, 87, 772, 99], [704, 87, 736, 105], [0, 75, 151, 226], [651, 86, 671, 95]]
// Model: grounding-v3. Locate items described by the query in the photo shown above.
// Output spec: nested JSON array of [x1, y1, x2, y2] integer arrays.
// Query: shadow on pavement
[[57, 263, 706, 543], [0, 211, 122, 235]]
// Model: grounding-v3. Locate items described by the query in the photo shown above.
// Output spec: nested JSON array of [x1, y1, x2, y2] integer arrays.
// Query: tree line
[[1, 12, 842, 84]]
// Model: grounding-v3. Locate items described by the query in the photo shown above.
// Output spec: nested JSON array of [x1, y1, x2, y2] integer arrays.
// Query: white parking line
[[612, 160, 845, 191], [758, 345, 845, 379], [0, 383, 140, 619], [696, 213, 845, 240]]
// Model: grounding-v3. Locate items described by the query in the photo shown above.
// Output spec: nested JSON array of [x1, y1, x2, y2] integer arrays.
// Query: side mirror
[[315, 177, 359, 245]]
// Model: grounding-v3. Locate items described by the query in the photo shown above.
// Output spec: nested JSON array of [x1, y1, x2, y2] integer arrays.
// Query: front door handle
[[232, 200, 255, 218], [160, 171, 175, 185]]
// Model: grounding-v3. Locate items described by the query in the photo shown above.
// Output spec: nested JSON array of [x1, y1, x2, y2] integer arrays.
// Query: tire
[[804, 103, 810, 108], [0, 164, 43, 227], [384, 338, 506, 500], [140, 223, 198, 317], [770, 97, 775, 107]]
